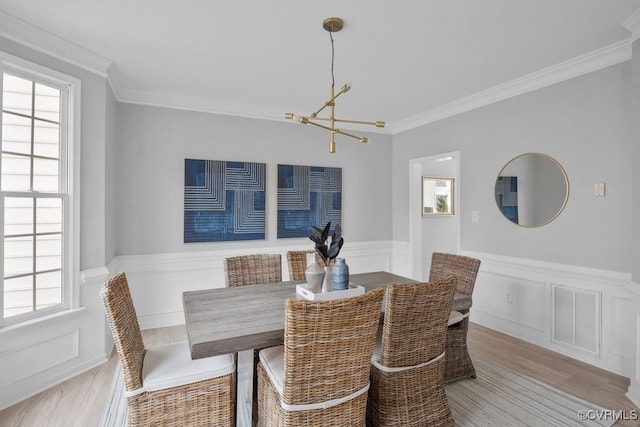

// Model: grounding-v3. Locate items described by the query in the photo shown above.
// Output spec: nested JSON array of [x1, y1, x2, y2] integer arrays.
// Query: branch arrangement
[[309, 222, 344, 267]]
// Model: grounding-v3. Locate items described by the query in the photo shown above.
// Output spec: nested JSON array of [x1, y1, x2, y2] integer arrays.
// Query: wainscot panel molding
[[624, 280, 640, 408], [0, 267, 112, 411], [112, 240, 405, 330], [462, 250, 634, 377]]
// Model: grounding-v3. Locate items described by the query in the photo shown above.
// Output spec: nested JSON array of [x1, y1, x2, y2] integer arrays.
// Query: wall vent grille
[[552, 284, 600, 356]]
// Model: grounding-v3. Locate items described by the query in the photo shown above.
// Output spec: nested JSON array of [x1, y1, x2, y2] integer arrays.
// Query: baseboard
[[0, 353, 108, 411], [628, 384, 640, 409]]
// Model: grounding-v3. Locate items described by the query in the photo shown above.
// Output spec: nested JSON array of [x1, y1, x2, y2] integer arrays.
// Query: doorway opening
[[408, 151, 461, 280]]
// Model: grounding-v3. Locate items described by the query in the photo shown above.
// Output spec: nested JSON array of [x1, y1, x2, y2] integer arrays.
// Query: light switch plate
[[595, 182, 606, 197]]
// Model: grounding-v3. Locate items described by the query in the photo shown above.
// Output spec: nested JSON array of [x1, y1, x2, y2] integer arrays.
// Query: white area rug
[[100, 355, 615, 427]]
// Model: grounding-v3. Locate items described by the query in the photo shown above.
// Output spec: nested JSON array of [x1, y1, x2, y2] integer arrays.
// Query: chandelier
[[284, 17, 386, 153]]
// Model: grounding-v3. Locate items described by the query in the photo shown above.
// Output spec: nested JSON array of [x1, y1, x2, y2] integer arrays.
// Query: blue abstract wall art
[[184, 159, 266, 242], [277, 164, 342, 238]]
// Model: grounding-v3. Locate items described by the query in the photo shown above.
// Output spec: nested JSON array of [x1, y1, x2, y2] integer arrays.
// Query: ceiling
[[1, 1, 639, 133]]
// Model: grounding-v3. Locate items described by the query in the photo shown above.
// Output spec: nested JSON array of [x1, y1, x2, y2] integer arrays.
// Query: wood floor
[[0, 322, 637, 427]]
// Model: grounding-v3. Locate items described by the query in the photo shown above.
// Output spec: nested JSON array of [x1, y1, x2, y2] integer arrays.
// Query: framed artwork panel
[[277, 164, 342, 238], [184, 159, 265, 242]]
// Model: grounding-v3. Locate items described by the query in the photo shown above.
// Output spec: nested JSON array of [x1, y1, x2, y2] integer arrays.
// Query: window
[[1, 60, 77, 326]]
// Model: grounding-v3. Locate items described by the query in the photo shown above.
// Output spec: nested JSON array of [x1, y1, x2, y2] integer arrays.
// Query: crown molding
[[623, 7, 640, 42], [0, 10, 112, 77], [115, 86, 394, 134], [392, 38, 633, 134], [0, 7, 635, 135]]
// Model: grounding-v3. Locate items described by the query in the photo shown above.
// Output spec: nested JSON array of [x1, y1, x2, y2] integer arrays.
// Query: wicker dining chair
[[367, 277, 457, 427], [99, 272, 235, 427], [286, 250, 315, 281], [223, 253, 282, 287], [428, 252, 481, 383], [286, 250, 335, 281], [257, 288, 384, 426]]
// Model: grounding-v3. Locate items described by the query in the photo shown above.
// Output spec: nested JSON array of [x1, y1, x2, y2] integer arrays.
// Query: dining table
[[182, 271, 472, 425]]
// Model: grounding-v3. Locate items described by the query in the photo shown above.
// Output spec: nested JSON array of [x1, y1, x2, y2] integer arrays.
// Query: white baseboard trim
[[626, 385, 640, 410], [0, 353, 108, 411]]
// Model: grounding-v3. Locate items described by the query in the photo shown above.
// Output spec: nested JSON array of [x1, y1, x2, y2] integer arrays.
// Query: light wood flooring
[[0, 322, 637, 426]]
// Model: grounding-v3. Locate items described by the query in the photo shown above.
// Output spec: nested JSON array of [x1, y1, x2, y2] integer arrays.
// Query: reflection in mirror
[[495, 153, 568, 227], [422, 177, 454, 216]]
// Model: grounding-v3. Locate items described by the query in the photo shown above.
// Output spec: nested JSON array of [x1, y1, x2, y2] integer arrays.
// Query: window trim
[[0, 51, 81, 326]]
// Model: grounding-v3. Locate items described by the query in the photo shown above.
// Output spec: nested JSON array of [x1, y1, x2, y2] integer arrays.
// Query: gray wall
[[105, 84, 118, 264], [392, 63, 633, 272], [633, 39, 640, 283], [115, 104, 393, 256]]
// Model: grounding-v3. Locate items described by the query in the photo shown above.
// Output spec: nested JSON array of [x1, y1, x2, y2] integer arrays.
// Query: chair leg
[[444, 317, 476, 383], [252, 349, 259, 427]]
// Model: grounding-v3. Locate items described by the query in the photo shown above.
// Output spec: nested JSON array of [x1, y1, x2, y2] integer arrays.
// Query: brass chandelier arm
[[300, 118, 369, 143], [335, 128, 368, 143], [305, 116, 386, 128], [310, 84, 351, 118]]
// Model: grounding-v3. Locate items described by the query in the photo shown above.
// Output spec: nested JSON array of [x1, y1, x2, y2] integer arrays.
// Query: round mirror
[[495, 153, 569, 227]]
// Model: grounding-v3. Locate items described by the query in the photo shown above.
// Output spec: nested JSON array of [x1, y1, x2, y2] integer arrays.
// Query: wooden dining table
[[182, 271, 472, 425], [182, 271, 472, 360]]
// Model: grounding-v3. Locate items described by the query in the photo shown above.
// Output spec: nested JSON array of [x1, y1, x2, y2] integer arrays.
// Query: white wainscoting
[[0, 266, 111, 411], [5, 243, 634, 412], [113, 240, 408, 330], [623, 282, 640, 408], [463, 250, 634, 377]]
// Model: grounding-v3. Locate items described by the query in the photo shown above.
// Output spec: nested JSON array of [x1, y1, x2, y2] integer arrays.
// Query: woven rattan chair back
[[367, 278, 457, 427], [283, 288, 384, 407], [428, 252, 481, 384], [99, 272, 145, 393], [224, 254, 282, 287], [379, 277, 457, 368], [428, 252, 480, 296], [286, 250, 315, 281]]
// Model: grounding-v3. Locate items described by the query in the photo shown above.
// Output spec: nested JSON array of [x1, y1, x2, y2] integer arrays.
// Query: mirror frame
[[495, 152, 569, 228], [422, 176, 455, 216]]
